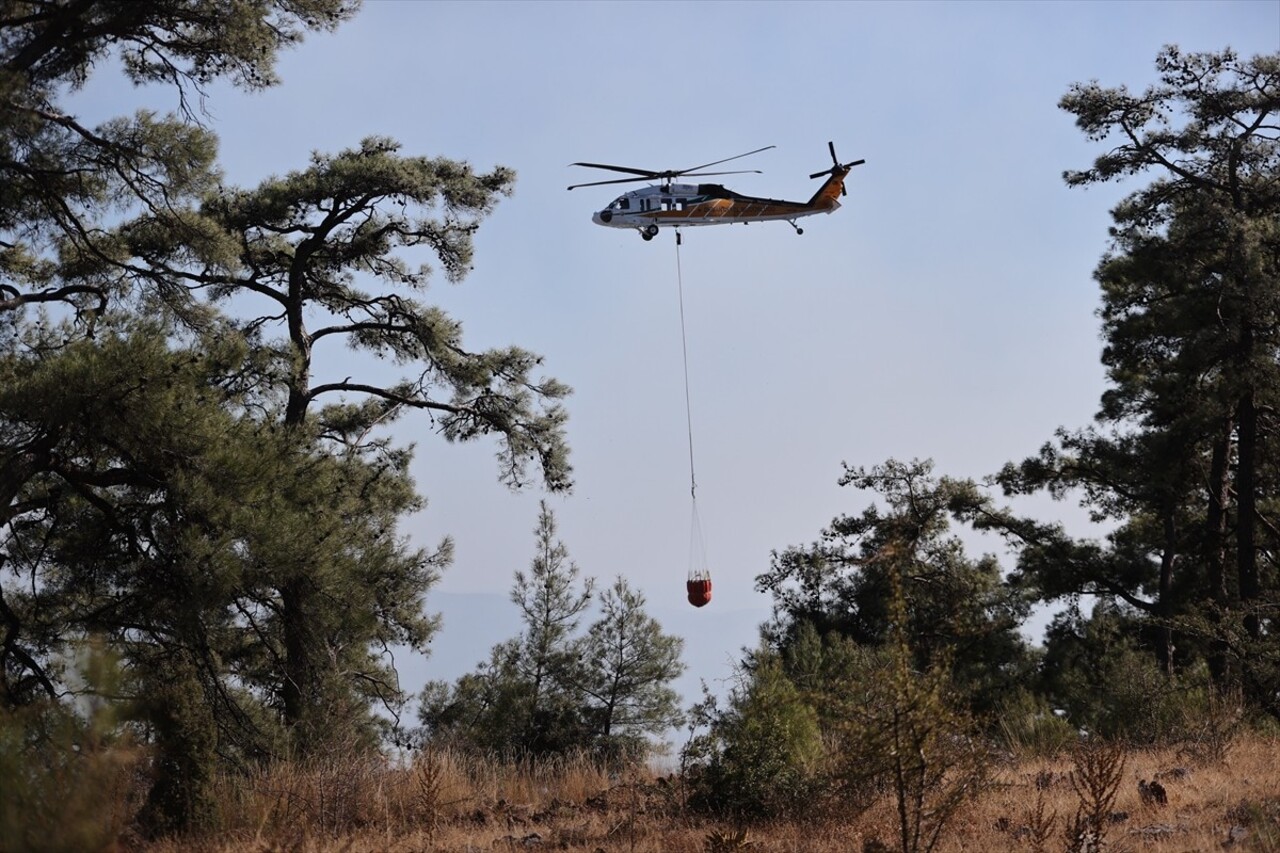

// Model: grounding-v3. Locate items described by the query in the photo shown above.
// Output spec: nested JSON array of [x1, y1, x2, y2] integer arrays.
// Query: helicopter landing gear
[[640, 224, 659, 241], [787, 220, 804, 235]]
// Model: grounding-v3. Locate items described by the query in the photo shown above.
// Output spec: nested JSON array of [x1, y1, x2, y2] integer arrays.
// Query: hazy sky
[[69, 0, 1280, 702]]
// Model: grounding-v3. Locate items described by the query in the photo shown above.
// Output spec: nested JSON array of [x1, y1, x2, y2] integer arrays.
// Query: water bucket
[[686, 578, 712, 608]]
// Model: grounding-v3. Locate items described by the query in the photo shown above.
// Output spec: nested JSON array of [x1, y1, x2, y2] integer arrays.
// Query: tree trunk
[[1237, 390, 1260, 639], [281, 576, 319, 749], [280, 282, 315, 739], [1205, 417, 1234, 691], [138, 652, 217, 835], [1157, 504, 1176, 676]]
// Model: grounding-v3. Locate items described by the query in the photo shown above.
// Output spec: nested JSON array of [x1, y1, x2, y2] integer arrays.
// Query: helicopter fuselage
[[570, 143, 862, 240], [592, 181, 840, 234]]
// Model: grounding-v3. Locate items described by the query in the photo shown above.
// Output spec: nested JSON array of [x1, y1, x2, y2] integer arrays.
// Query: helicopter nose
[[595, 209, 612, 225]]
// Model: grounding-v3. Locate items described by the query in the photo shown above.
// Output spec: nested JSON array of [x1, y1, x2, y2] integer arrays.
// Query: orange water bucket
[[686, 578, 712, 608]]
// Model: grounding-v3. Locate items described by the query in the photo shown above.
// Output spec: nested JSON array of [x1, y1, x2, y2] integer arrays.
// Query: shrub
[[1065, 739, 1127, 853], [994, 690, 1077, 758], [683, 654, 823, 819], [1048, 626, 1218, 745], [0, 683, 142, 851], [834, 573, 992, 853]]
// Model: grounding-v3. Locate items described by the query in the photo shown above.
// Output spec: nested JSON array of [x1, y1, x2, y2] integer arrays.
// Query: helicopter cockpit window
[[609, 197, 630, 211]]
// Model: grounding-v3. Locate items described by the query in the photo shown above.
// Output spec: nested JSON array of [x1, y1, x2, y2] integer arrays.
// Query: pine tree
[[756, 458, 1033, 715], [1, 0, 575, 828], [510, 501, 594, 753], [421, 502, 592, 756], [1000, 47, 1280, 697], [421, 509, 687, 760], [578, 575, 685, 757]]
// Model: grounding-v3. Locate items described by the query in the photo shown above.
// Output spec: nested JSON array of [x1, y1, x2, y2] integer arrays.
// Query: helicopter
[[567, 142, 864, 241]]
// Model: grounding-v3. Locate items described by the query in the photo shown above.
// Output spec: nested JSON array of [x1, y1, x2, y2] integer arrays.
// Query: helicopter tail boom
[[806, 172, 848, 209]]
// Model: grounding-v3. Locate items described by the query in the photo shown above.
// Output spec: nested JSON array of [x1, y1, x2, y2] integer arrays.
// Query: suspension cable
[[675, 230, 696, 502], [675, 229, 711, 601]]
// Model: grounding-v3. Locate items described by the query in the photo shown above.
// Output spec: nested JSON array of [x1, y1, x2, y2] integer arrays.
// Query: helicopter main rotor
[[567, 145, 775, 190]]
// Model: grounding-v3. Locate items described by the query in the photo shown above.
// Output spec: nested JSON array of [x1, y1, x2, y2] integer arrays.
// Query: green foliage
[[4, 7, 575, 834], [0, 642, 142, 853], [135, 651, 219, 835], [997, 45, 1280, 715], [1178, 601, 1280, 724], [195, 134, 571, 492], [684, 654, 823, 820], [420, 506, 684, 761], [689, 566, 991, 840], [501, 501, 595, 754], [188, 131, 571, 745], [834, 571, 991, 853], [992, 690, 1077, 759], [744, 463, 999, 837], [1, 324, 443, 730], [419, 642, 541, 755], [1040, 601, 1223, 744], [1, 0, 356, 331], [578, 575, 685, 757], [4, 1, 357, 93], [757, 458, 1035, 717]]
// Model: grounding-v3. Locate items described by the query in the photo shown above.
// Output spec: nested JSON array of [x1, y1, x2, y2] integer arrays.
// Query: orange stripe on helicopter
[[645, 196, 834, 222], [640, 172, 849, 224]]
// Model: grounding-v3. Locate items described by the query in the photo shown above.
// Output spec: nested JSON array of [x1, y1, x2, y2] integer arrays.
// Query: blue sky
[[69, 0, 1280, 703]]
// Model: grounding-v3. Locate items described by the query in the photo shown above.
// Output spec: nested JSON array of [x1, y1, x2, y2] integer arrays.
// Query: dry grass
[[134, 735, 1280, 852]]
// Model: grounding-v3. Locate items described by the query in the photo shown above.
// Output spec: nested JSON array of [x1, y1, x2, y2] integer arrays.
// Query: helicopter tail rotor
[[808, 141, 865, 195]]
